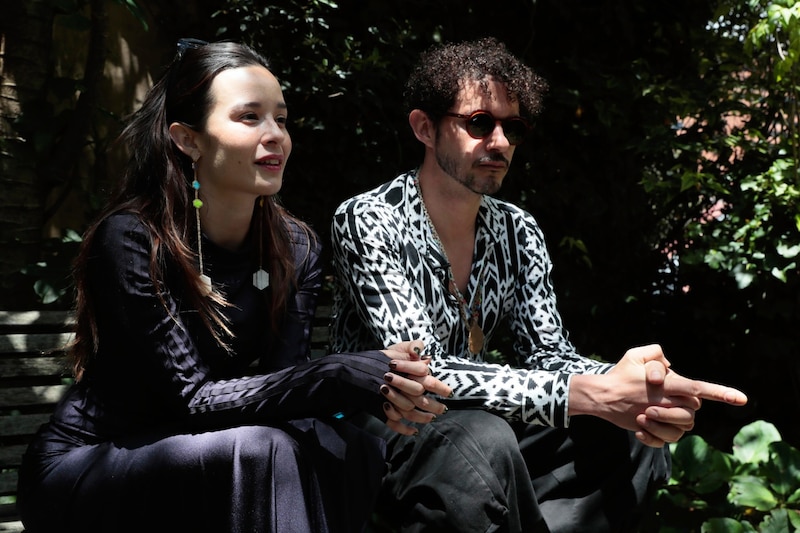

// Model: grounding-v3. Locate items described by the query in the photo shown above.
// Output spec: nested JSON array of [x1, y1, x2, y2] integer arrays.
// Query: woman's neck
[[199, 194, 257, 251]]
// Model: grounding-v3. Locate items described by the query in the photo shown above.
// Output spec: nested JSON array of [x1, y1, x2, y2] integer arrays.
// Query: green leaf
[[680, 171, 702, 192], [671, 436, 734, 494], [732, 421, 782, 464], [758, 508, 794, 533], [63, 229, 83, 243], [728, 475, 778, 511], [788, 508, 800, 529], [734, 270, 755, 289], [776, 243, 800, 259], [764, 441, 800, 496], [701, 517, 756, 533], [33, 280, 63, 305]]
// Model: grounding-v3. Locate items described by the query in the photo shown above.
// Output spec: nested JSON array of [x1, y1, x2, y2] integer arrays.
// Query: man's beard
[[435, 151, 503, 196]]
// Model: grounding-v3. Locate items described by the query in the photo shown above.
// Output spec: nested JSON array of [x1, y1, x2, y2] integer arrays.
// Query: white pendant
[[200, 274, 212, 295], [253, 269, 269, 290]]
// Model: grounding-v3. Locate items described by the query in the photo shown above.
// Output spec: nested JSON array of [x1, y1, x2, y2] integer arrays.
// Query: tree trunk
[[0, 0, 55, 306], [0, 0, 108, 308]]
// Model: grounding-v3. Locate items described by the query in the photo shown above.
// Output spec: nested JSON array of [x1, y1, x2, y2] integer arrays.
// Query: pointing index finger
[[696, 381, 748, 405], [664, 372, 748, 406]]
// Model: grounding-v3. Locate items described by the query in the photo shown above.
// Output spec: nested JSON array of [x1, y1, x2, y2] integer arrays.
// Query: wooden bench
[[0, 305, 333, 533], [0, 310, 74, 533]]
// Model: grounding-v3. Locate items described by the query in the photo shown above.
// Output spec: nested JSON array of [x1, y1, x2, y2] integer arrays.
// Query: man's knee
[[431, 409, 514, 438], [382, 410, 526, 531], [417, 410, 523, 475]]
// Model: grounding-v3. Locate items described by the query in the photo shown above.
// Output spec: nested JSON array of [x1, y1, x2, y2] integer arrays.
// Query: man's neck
[[416, 165, 479, 292], [416, 165, 480, 244]]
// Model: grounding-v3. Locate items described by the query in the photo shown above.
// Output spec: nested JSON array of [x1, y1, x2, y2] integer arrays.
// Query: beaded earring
[[253, 196, 270, 290], [192, 160, 212, 295]]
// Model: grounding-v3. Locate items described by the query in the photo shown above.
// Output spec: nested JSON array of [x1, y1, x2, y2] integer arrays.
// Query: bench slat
[[310, 327, 328, 344], [0, 469, 21, 498], [0, 444, 29, 470], [313, 305, 332, 323], [0, 500, 24, 523], [0, 355, 69, 379], [0, 414, 52, 441], [0, 310, 73, 328], [0, 519, 24, 533], [0, 502, 23, 519], [0, 385, 69, 409], [0, 333, 74, 354]]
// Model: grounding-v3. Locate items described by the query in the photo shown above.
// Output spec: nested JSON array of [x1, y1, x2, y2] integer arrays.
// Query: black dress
[[17, 212, 390, 533]]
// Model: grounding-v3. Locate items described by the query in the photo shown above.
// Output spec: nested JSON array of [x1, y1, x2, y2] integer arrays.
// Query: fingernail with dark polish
[[383, 402, 391, 411], [384, 373, 394, 382], [389, 361, 398, 370], [380, 385, 391, 395], [413, 346, 422, 355]]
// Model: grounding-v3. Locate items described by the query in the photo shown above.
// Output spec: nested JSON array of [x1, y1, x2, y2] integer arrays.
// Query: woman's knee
[[195, 424, 302, 467]]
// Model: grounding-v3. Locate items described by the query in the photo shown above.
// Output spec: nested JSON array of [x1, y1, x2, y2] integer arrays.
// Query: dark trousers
[[20, 419, 385, 533], [357, 410, 671, 533]]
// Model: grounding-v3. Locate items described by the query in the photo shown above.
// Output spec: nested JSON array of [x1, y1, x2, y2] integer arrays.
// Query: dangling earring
[[192, 159, 212, 295], [253, 196, 270, 290]]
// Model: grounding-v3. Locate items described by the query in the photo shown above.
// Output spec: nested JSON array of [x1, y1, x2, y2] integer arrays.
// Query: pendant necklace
[[415, 179, 485, 356], [451, 270, 485, 356]]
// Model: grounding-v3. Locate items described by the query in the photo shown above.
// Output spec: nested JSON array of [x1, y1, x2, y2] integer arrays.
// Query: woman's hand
[[379, 340, 452, 436]]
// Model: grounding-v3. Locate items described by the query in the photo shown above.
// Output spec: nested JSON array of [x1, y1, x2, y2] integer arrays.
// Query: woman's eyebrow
[[234, 101, 288, 110]]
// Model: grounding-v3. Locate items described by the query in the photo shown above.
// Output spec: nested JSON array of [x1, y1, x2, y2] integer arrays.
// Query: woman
[[17, 40, 450, 533]]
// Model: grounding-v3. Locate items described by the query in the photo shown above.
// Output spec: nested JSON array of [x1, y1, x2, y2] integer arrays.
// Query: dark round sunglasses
[[443, 110, 530, 145]]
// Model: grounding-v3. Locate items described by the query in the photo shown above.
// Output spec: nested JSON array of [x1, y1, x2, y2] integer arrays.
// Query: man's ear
[[168, 122, 200, 160], [408, 109, 436, 149]]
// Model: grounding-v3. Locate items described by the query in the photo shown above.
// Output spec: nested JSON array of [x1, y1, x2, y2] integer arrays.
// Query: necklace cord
[[414, 178, 485, 353]]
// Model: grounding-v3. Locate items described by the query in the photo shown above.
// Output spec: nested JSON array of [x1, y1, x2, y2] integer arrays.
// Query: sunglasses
[[175, 38, 209, 60], [443, 110, 530, 145]]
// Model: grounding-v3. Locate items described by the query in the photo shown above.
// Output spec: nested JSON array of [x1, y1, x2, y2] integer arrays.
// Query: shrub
[[650, 420, 800, 532]]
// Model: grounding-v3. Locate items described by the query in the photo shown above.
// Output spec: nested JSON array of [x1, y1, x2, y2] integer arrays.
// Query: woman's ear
[[168, 122, 200, 160], [408, 109, 435, 149]]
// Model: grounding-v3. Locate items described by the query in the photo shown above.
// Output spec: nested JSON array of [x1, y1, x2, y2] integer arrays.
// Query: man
[[330, 37, 747, 532]]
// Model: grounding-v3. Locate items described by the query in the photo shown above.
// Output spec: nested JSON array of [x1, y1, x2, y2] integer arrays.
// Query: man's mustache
[[476, 154, 510, 167]]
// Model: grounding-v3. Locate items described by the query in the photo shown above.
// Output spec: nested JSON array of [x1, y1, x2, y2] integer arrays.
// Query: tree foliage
[[641, 0, 799, 289], [631, 0, 800, 446]]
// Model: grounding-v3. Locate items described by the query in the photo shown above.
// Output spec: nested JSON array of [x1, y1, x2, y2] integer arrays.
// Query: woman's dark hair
[[404, 37, 548, 122], [69, 41, 313, 378]]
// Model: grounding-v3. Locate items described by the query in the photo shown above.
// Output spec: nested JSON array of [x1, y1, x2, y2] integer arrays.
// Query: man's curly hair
[[404, 37, 548, 122]]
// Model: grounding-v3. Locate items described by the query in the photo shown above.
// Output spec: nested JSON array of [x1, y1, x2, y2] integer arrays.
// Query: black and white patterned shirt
[[331, 170, 613, 427]]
